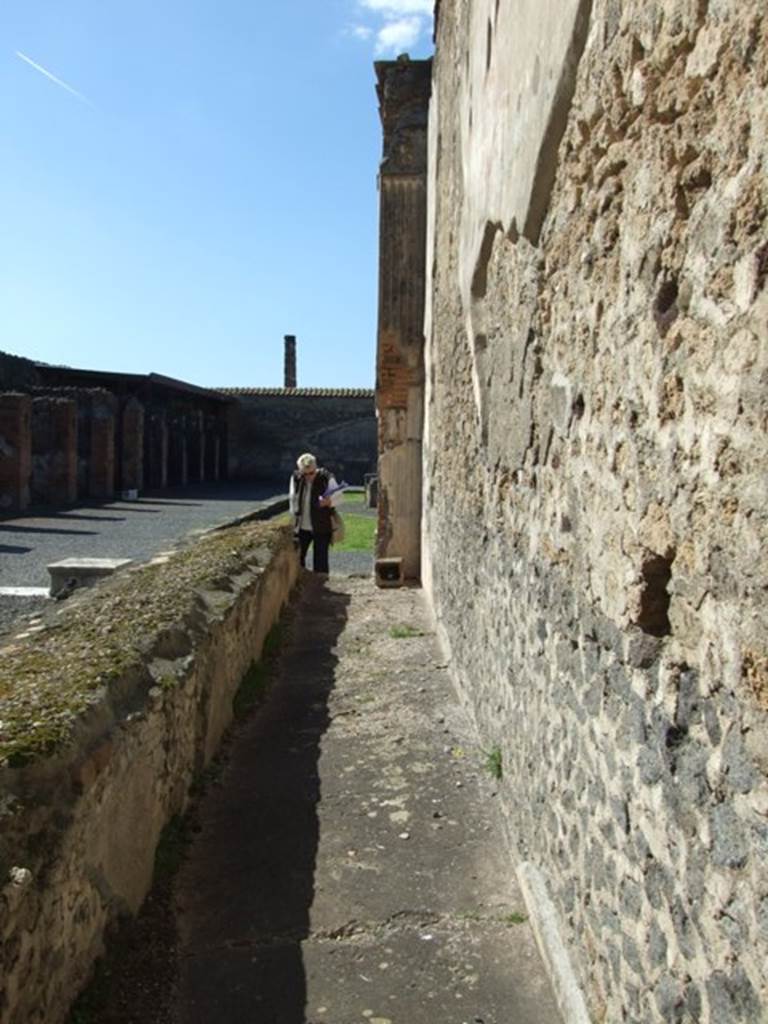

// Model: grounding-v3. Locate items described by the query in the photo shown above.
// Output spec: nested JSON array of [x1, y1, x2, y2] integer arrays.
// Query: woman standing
[[288, 452, 342, 574]]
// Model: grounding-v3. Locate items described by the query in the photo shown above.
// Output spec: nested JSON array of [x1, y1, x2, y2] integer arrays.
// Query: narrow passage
[[74, 575, 561, 1023]]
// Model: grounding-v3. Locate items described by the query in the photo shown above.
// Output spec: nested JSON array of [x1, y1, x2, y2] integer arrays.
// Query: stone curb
[[517, 862, 593, 1024]]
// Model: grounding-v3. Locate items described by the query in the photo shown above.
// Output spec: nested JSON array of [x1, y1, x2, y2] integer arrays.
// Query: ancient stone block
[[47, 557, 133, 597]]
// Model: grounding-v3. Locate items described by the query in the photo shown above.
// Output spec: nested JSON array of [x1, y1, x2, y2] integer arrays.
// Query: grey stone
[[684, 981, 702, 1022], [610, 798, 629, 836], [670, 898, 697, 961], [621, 933, 643, 976], [625, 628, 662, 668], [606, 661, 632, 699], [709, 804, 749, 869], [706, 967, 762, 1023], [703, 701, 723, 746], [674, 743, 710, 807], [47, 557, 133, 597], [645, 860, 670, 911], [675, 667, 702, 729], [722, 729, 759, 795], [618, 695, 647, 748], [654, 973, 685, 1022], [647, 919, 668, 969], [757, 895, 768, 942], [619, 877, 644, 920], [638, 747, 665, 785]]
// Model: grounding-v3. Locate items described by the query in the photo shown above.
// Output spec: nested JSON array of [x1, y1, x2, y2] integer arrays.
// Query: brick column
[[31, 398, 77, 506], [88, 393, 116, 499], [374, 58, 431, 582], [0, 393, 32, 512], [121, 398, 144, 493]]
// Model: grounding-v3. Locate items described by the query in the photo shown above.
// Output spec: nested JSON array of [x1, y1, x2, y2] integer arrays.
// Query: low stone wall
[[0, 520, 298, 1024]]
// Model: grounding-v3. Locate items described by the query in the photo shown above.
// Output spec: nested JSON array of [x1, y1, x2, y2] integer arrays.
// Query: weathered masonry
[[0, 353, 229, 512], [374, 58, 431, 582], [1, 344, 377, 510], [0, 522, 297, 1024], [223, 387, 376, 484], [377, 3, 768, 1022]]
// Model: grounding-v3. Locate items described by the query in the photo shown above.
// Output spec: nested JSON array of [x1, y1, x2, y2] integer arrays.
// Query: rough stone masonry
[[420, 2, 768, 1022]]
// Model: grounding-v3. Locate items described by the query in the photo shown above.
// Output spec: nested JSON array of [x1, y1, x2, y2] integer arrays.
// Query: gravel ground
[[0, 482, 284, 638]]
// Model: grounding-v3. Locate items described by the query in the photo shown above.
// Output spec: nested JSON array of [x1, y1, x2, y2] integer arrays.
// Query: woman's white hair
[[296, 452, 317, 471]]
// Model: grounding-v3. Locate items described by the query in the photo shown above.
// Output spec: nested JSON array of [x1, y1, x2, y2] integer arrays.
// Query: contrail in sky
[[15, 50, 94, 108]]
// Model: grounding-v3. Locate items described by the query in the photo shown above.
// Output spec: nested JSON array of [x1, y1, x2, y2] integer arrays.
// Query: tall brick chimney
[[284, 335, 297, 389]]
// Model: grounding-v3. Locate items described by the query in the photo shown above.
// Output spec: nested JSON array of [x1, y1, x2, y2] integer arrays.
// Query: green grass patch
[[333, 513, 376, 551], [504, 911, 528, 925], [388, 623, 427, 639], [482, 745, 503, 781]]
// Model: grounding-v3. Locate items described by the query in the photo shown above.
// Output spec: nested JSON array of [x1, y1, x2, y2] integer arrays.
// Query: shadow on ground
[[66, 574, 348, 1024]]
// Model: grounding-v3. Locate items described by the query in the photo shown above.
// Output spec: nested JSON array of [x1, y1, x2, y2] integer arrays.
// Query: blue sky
[[0, 1, 433, 389]]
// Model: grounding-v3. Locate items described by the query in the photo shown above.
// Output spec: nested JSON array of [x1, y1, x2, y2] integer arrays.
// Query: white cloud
[[374, 15, 423, 55], [348, 0, 432, 56], [361, 0, 433, 13]]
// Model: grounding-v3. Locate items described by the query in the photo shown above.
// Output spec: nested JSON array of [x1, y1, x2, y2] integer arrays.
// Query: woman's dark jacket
[[293, 468, 333, 536]]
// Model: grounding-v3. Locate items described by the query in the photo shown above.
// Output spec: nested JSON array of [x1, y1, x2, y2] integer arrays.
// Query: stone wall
[[225, 389, 377, 484], [424, 2, 768, 1021], [0, 520, 298, 1024]]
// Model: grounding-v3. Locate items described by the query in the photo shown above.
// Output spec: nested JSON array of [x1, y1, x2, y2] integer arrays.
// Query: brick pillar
[[88, 394, 116, 499], [0, 393, 32, 512], [187, 410, 204, 483], [121, 398, 144, 493], [374, 58, 431, 582], [31, 398, 77, 506]]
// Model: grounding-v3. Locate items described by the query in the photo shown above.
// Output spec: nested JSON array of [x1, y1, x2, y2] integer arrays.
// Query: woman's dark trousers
[[298, 530, 330, 573]]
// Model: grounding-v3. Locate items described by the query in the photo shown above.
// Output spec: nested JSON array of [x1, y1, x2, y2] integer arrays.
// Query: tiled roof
[[219, 387, 375, 398]]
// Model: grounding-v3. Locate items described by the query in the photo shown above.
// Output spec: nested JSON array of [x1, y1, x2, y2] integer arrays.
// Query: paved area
[[0, 482, 284, 636], [175, 577, 559, 1023], [66, 576, 562, 1024], [177, 577, 560, 1023]]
